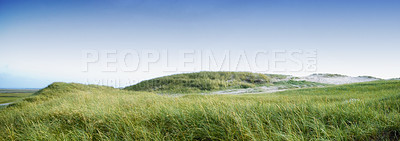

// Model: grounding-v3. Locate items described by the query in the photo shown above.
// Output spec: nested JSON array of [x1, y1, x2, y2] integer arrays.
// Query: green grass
[[265, 74, 288, 80], [1, 80, 400, 140], [312, 73, 348, 77], [0, 89, 37, 105], [272, 80, 331, 89], [124, 71, 271, 93], [0, 93, 34, 104]]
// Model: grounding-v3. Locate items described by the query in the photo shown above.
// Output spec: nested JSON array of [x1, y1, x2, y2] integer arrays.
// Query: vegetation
[[0, 93, 34, 104], [1, 80, 400, 140], [272, 80, 330, 89], [312, 73, 348, 77], [265, 74, 288, 80], [124, 71, 270, 93], [0, 89, 38, 93], [0, 89, 38, 105], [358, 76, 380, 79]]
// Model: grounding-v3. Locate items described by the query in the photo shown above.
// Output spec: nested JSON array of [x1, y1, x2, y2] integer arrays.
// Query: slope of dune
[[1, 80, 400, 140]]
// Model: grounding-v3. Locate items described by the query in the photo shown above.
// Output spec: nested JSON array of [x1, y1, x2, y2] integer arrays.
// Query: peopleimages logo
[[81, 49, 318, 73]]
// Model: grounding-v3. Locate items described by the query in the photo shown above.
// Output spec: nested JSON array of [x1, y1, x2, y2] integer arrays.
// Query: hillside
[[1, 80, 400, 140], [124, 71, 271, 93], [123, 72, 331, 94]]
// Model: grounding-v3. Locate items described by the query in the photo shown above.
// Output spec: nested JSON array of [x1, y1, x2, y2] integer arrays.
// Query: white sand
[[210, 74, 381, 95], [297, 74, 380, 85]]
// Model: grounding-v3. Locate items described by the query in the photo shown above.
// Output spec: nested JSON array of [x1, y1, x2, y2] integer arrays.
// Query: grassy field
[[0, 89, 38, 105], [1, 80, 400, 140]]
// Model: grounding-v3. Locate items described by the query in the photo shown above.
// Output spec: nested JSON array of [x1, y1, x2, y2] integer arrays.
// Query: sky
[[0, 0, 399, 88]]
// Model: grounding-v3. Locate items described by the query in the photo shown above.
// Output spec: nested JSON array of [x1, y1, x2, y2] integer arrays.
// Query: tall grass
[[1, 81, 400, 140]]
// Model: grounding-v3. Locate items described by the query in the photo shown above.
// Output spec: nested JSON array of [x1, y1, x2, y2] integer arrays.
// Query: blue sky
[[0, 0, 399, 88]]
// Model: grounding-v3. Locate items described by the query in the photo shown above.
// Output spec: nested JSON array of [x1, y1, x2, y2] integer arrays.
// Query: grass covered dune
[[1, 81, 400, 140], [124, 72, 271, 93]]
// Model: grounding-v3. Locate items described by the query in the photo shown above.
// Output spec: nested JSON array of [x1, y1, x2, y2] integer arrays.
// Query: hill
[[124, 72, 382, 94], [1, 80, 400, 140], [124, 71, 271, 93]]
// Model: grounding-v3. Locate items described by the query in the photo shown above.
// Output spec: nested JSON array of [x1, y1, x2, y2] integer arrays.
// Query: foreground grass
[[1, 81, 400, 140]]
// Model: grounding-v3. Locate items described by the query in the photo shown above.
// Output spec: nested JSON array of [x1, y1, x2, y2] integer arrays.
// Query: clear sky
[[1, 0, 399, 88]]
